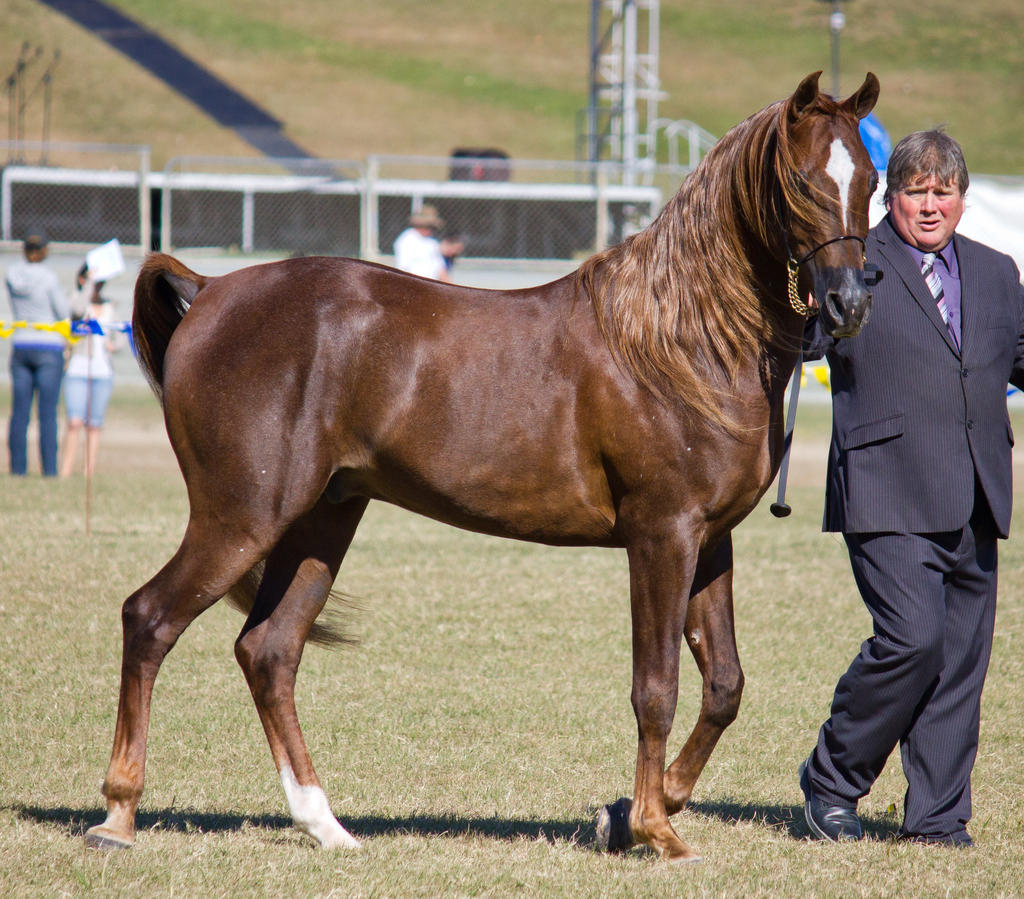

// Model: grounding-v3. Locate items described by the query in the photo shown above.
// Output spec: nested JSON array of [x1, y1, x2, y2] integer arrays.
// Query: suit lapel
[[875, 217, 959, 355]]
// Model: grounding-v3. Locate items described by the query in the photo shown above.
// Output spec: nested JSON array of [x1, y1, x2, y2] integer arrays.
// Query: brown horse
[[86, 72, 879, 862]]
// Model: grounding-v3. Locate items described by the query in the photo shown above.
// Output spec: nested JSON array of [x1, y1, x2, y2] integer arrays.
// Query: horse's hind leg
[[234, 496, 368, 849], [85, 523, 270, 850], [663, 535, 744, 815]]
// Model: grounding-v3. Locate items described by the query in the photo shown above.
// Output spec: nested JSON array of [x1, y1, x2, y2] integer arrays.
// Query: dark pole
[[41, 50, 60, 164], [6, 42, 31, 158], [5, 71, 15, 151], [830, 1, 843, 97], [817, 0, 849, 98], [16, 45, 43, 146], [589, 0, 599, 163]]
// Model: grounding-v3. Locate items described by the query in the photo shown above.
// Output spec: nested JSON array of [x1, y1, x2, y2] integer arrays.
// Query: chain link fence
[[367, 154, 669, 262], [1, 142, 697, 264], [1, 140, 151, 250], [158, 156, 363, 256]]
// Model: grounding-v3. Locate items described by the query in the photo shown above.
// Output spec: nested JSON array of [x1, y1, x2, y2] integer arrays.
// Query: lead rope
[[770, 352, 803, 518]]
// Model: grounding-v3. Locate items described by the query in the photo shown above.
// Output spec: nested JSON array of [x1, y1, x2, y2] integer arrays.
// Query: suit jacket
[[805, 215, 1024, 537]]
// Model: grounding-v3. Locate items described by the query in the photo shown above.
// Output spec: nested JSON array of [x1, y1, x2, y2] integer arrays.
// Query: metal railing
[[653, 118, 719, 171], [2, 147, 690, 264], [1, 140, 151, 251]]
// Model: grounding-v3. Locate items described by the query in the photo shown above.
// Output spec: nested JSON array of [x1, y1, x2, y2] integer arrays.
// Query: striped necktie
[[921, 252, 958, 348]]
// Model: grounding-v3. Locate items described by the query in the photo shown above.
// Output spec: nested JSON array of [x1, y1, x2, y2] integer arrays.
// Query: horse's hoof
[[84, 825, 133, 851], [595, 797, 634, 853], [665, 848, 703, 865]]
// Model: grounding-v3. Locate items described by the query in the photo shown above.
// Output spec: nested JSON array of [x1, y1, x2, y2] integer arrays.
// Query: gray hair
[[883, 129, 969, 205]]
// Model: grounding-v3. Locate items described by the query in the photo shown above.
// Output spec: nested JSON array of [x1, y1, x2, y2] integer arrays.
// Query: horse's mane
[[576, 92, 829, 430]]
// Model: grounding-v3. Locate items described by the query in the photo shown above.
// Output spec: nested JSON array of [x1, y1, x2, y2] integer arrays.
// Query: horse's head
[[779, 71, 880, 338]]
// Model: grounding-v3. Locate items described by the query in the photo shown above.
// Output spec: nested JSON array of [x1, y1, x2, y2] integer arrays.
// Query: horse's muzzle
[[816, 266, 873, 338]]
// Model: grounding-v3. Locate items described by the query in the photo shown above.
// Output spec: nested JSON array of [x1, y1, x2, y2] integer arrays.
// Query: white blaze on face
[[825, 138, 855, 231], [280, 766, 361, 849]]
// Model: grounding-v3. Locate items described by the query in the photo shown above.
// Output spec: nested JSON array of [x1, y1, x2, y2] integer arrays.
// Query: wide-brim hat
[[408, 204, 444, 230]]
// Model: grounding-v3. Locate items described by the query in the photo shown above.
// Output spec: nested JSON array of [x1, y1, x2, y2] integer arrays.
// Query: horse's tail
[[133, 253, 352, 648], [225, 561, 355, 649], [134, 253, 350, 647], [132, 253, 208, 400]]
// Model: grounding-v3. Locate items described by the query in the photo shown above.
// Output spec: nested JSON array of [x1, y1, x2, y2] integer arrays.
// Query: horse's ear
[[789, 71, 823, 121], [842, 72, 880, 120]]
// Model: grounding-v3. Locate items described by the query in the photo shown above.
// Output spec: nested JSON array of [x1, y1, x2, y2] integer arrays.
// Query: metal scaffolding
[[579, 0, 664, 180]]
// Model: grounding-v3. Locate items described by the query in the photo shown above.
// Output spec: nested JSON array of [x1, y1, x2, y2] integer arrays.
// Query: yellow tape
[[0, 319, 79, 343], [33, 321, 76, 341]]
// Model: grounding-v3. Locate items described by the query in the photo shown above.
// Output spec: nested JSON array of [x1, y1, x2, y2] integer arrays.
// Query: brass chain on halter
[[786, 258, 809, 317], [784, 235, 867, 319]]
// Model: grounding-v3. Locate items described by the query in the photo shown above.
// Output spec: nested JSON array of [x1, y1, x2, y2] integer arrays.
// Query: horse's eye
[[869, 170, 879, 193]]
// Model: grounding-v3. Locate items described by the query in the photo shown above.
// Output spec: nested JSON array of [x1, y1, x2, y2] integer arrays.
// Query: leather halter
[[775, 172, 874, 317], [785, 234, 868, 317]]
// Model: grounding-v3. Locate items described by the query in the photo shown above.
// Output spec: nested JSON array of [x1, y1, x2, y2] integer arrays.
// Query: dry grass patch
[[4, 0, 1022, 170], [1, 388, 1022, 895]]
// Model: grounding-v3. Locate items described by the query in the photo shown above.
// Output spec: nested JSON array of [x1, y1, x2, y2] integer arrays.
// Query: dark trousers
[[8, 346, 65, 477], [806, 500, 998, 838]]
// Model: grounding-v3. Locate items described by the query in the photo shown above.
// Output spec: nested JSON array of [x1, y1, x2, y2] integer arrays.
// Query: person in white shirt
[[393, 205, 452, 282], [59, 265, 124, 477]]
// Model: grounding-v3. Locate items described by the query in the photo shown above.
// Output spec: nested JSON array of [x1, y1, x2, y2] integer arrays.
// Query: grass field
[[1, 384, 1023, 896], [5, 0, 1024, 173]]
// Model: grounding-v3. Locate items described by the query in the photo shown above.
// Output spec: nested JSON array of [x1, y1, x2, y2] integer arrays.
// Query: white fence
[[1, 143, 681, 264], [1, 141, 152, 251], [3, 141, 1023, 273]]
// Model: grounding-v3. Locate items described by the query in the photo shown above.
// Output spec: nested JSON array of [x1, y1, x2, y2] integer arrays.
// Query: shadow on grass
[[10, 799, 900, 847], [688, 798, 900, 842], [9, 803, 594, 846]]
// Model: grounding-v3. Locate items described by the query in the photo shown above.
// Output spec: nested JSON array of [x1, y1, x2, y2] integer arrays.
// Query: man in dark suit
[[799, 129, 1024, 846]]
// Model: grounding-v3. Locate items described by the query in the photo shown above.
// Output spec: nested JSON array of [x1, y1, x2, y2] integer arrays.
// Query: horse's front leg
[[615, 527, 701, 862], [663, 535, 744, 814]]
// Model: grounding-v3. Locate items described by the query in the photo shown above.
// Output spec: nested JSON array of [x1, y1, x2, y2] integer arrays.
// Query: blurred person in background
[[5, 228, 69, 477], [394, 205, 453, 282], [60, 264, 124, 477], [440, 229, 465, 277]]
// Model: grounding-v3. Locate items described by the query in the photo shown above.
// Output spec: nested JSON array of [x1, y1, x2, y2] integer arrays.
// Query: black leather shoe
[[899, 830, 973, 848], [799, 759, 863, 842]]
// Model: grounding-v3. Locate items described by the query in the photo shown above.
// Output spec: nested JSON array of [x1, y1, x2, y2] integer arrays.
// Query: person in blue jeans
[[5, 229, 70, 476]]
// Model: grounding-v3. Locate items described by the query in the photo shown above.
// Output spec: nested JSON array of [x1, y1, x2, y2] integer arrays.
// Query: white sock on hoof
[[280, 766, 361, 849]]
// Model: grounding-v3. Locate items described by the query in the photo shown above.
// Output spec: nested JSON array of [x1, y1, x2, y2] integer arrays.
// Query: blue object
[[72, 318, 106, 336], [859, 112, 892, 170]]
